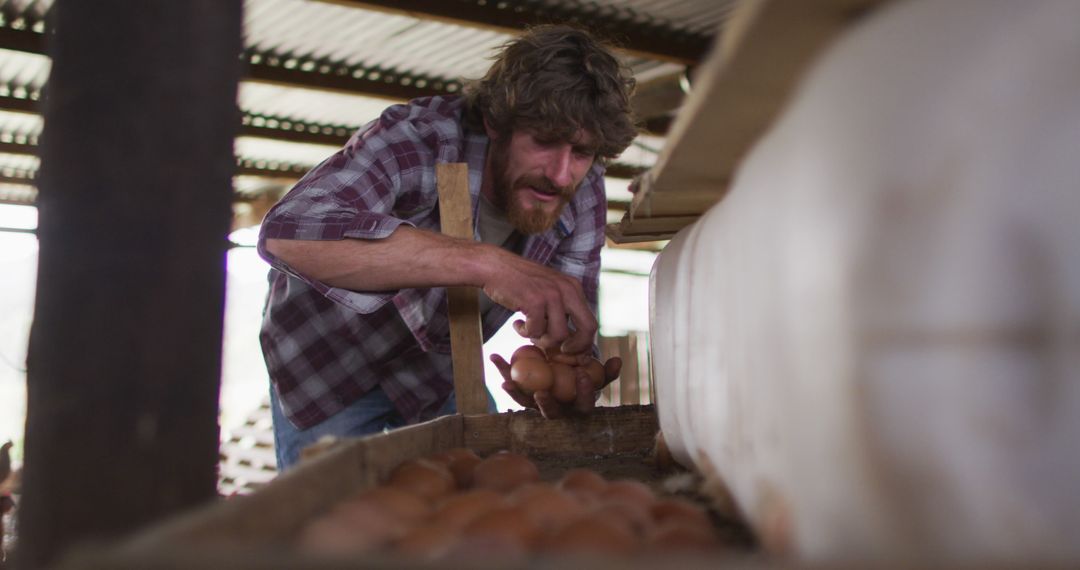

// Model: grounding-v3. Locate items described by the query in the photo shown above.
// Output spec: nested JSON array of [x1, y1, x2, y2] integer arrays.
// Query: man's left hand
[[490, 354, 622, 419]]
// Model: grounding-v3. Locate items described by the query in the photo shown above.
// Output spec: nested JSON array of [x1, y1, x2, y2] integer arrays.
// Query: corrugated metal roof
[[238, 81, 389, 126], [0, 48, 47, 89], [245, 0, 512, 80], [0, 0, 736, 209], [0, 108, 40, 135]]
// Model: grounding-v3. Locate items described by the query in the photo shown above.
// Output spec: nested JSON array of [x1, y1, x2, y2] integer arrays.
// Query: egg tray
[[57, 404, 760, 569]]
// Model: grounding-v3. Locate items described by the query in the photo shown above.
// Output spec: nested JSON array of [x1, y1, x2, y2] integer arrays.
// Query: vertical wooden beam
[[435, 163, 487, 415], [618, 334, 641, 405], [598, 336, 621, 406], [17, 1, 242, 567]]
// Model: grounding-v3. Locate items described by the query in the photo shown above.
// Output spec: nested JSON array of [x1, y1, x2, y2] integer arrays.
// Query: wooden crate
[[60, 405, 757, 569]]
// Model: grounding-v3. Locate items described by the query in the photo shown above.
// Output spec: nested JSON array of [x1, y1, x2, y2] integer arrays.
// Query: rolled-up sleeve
[[257, 107, 445, 314]]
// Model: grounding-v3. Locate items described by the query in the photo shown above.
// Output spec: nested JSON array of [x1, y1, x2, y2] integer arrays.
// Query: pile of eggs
[[296, 449, 724, 561], [509, 345, 606, 402]]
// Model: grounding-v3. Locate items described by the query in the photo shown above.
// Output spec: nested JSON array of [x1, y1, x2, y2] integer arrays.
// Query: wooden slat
[[435, 163, 488, 415], [598, 336, 620, 405], [605, 213, 699, 243], [618, 334, 640, 405], [464, 405, 658, 457], [611, 0, 889, 242], [115, 407, 656, 555]]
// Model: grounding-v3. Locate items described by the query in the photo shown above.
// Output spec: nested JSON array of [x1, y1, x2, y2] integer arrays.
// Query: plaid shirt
[[257, 96, 607, 430]]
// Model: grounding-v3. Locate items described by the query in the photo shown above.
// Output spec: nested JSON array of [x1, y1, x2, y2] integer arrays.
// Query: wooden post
[[435, 163, 488, 415], [17, 1, 242, 567], [618, 334, 641, 405]]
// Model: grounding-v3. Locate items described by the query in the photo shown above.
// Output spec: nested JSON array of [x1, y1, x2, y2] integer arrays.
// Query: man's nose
[[545, 145, 574, 189]]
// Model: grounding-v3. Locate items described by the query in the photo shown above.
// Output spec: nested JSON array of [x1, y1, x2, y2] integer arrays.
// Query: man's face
[[486, 127, 597, 235]]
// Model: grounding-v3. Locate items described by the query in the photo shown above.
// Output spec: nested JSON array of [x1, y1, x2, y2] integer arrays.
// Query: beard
[[488, 137, 576, 235]]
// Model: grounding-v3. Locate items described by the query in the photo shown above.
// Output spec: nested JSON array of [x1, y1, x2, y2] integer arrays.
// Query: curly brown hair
[[463, 25, 638, 161]]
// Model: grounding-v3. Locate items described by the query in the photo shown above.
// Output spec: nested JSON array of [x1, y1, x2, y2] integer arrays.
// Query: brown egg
[[296, 516, 366, 554], [557, 468, 609, 501], [507, 482, 557, 502], [297, 511, 405, 554], [581, 357, 606, 390], [509, 483, 585, 530], [430, 447, 480, 465], [337, 486, 430, 524], [462, 505, 543, 550], [647, 521, 718, 551], [511, 344, 546, 364], [510, 358, 554, 395], [447, 454, 482, 489], [544, 512, 637, 556], [549, 362, 578, 403], [596, 496, 652, 537], [600, 479, 656, 505], [544, 345, 584, 366], [432, 489, 505, 528], [650, 497, 712, 528], [393, 521, 461, 560], [430, 447, 484, 489], [591, 500, 654, 537], [387, 458, 456, 501], [472, 452, 540, 493]]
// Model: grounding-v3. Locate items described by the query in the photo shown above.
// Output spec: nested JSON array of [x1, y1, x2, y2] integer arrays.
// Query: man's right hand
[[267, 228, 598, 354], [478, 247, 597, 355]]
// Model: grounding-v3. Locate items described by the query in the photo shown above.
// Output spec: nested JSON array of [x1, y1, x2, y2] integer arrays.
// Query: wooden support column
[[435, 163, 488, 415], [17, 1, 242, 567]]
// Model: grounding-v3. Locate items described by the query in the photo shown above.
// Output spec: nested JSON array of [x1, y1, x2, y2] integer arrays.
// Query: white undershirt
[[476, 194, 520, 315]]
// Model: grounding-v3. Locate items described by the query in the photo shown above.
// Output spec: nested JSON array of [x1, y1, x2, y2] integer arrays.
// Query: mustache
[[514, 174, 574, 200]]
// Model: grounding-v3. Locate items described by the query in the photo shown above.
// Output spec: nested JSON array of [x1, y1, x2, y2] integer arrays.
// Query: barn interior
[[1, 0, 1078, 568]]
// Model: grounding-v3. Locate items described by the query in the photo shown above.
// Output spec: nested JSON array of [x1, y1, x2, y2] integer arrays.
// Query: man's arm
[[265, 226, 598, 354]]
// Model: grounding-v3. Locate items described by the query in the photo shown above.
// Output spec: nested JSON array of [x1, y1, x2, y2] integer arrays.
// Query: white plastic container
[[651, 0, 1080, 563]]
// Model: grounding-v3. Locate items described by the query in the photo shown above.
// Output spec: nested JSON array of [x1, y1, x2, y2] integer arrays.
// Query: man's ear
[[483, 117, 499, 140]]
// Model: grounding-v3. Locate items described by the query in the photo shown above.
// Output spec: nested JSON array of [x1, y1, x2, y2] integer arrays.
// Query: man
[[258, 25, 637, 469]]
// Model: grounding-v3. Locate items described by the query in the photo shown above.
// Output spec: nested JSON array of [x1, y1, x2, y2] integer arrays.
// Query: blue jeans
[[270, 385, 496, 471]]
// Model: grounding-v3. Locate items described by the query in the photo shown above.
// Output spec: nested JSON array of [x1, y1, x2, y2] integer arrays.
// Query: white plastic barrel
[[651, 0, 1080, 563]]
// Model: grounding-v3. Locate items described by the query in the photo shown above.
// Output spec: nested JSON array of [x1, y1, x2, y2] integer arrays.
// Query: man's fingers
[[572, 374, 596, 415], [500, 381, 537, 409], [559, 301, 598, 354], [490, 354, 512, 380], [533, 391, 563, 419], [603, 356, 622, 387], [512, 319, 527, 337], [523, 309, 550, 341], [543, 298, 569, 346]]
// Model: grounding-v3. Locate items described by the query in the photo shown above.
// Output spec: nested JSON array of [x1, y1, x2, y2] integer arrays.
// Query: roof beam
[[0, 102, 650, 179], [0, 19, 675, 133], [242, 49, 462, 101], [317, 0, 712, 65]]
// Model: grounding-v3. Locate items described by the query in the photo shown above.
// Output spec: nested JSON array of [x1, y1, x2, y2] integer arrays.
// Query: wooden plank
[[69, 407, 723, 570], [605, 214, 699, 244], [111, 407, 657, 555], [435, 163, 488, 415], [598, 336, 621, 405], [465, 406, 657, 457], [17, 2, 243, 568], [618, 335, 641, 405], [611, 0, 889, 243], [126, 414, 466, 550]]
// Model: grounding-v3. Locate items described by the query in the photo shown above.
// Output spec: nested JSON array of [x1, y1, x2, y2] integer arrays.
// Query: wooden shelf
[[609, 0, 889, 243]]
